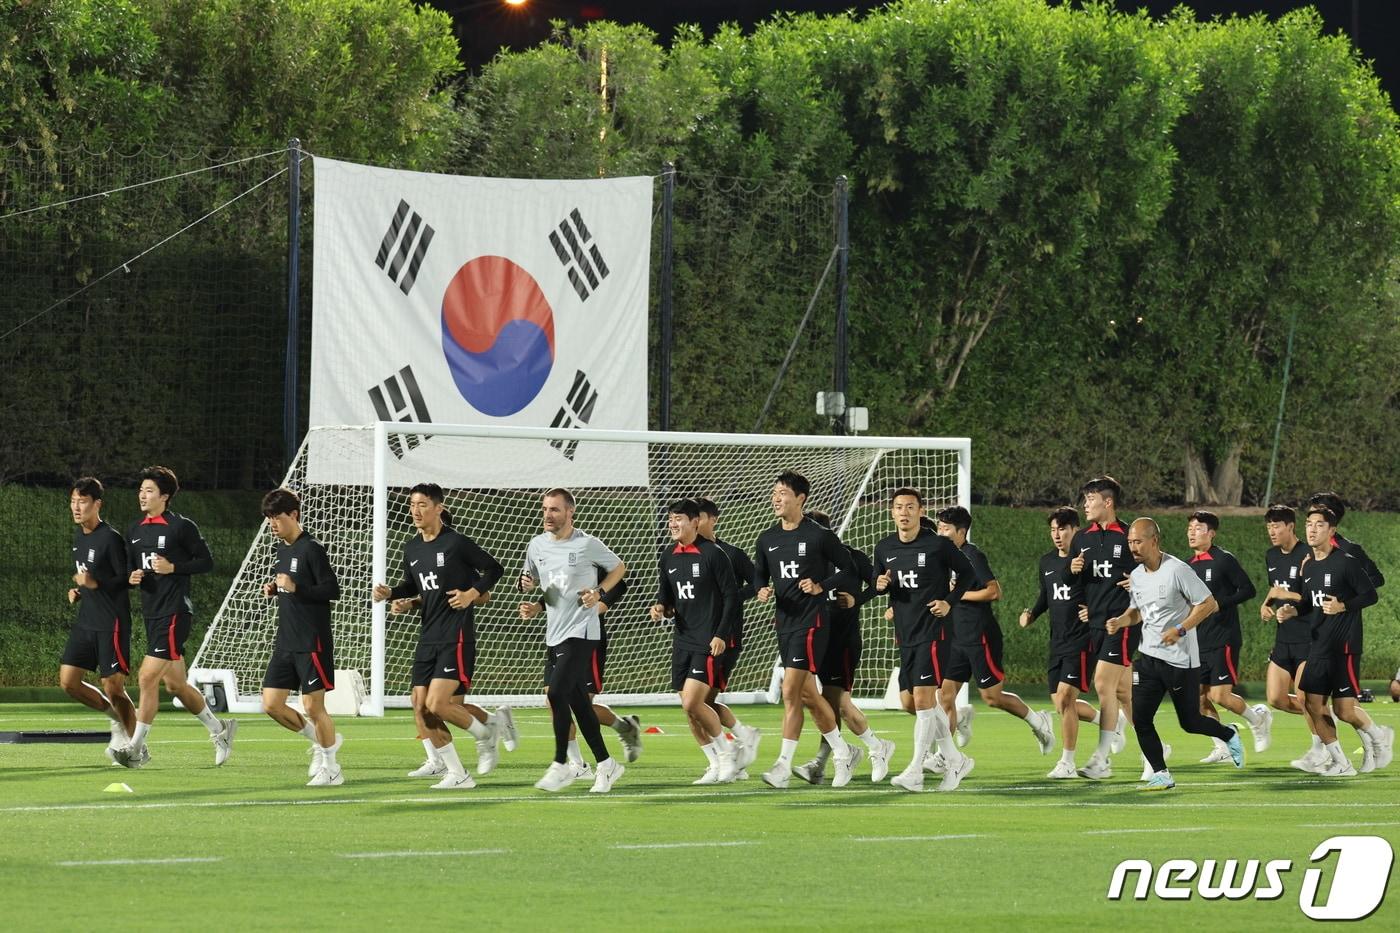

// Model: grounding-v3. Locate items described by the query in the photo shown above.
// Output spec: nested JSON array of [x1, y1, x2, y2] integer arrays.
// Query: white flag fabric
[[308, 158, 652, 486]]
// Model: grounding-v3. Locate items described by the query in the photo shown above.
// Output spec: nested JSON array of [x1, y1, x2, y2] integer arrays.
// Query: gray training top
[[522, 528, 623, 647], [1128, 552, 1212, 669]]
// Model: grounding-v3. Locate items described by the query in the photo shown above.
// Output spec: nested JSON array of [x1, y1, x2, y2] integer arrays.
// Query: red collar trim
[[1330, 535, 1340, 547], [141, 514, 170, 525], [1086, 521, 1125, 534], [672, 543, 701, 554], [1190, 551, 1213, 563]]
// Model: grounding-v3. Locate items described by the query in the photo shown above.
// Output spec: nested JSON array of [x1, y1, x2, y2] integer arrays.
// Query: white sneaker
[[111, 742, 146, 770], [1110, 716, 1127, 755], [1139, 743, 1173, 780], [692, 765, 720, 785], [761, 763, 791, 789], [1077, 755, 1112, 781], [831, 745, 863, 789], [869, 738, 896, 783], [615, 714, 643, 763], [212, 719, 238, 766], [1030, 710, 1056, 755], [106, 721, 128, 765], [569, 759, 594, 781], [495, 705, 518, 752], [408, 758, 446, 778], [938, 754, 974, 792], [1200, 743, 1232, 764], [1291, 747, 1328, 773], [431, 770, 476, 790], [733, 724, 761, 769], [590, 758, 625, 793], [923, 750, 948, 775], [1047, 759, 1078, 779], [955, 705, 975, 748], [716, 744, 738, 784], [535, 761, 576, 792], [476, 723, 500, 776], [792, 758, 827, 785], [1359, 731, 1377, 773], [735, 769, 749, 781], [1376, 726, 1395, 770], [1319, 756, 1358, 778], [309, 734, 343, 778], [307, 764, 344, 787], [890, 764, 924, 792], [1249, 704, 1273, 753]]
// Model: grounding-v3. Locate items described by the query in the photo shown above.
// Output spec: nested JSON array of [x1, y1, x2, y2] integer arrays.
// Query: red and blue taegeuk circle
[[440, 256, 556, 416]]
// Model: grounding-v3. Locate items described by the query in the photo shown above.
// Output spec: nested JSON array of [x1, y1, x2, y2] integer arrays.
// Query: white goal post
[[192, 422, 970, 715]]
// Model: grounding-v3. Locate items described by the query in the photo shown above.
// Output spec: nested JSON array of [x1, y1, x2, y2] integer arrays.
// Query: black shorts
[[819, 627, 862, 690], [144, 612, 193, 661], [1048, 648, 1092, 695], [898, 639, 950, 692], [718, 647, 743, 689], [1200, 638, 1243, 688], [61, 620, 132, 677], [1269, 640, 1311, 677], [1089, 626, 1139, 668], [545, 637, 606, 694], [263, 643, 336, 693], [778, 625, 828, 673], [412, 634, 475, 689], [671, 645, 724, 691], [1299, 650, 1362, 700], [946, 625, 1006, 689]]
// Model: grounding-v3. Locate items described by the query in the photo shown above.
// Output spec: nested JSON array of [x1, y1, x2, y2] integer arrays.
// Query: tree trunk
[[1183, 441, 1245, 506]]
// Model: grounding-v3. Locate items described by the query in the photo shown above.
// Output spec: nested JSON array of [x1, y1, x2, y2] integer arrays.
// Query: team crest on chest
[[798, 542, 807, 556], [1205, 568, 1213, 582], [157, 535, 166, 548], [1113, 545, 1122, 558], [1324, 573, 1332, 588], [568, 551, 578, 566], [87, 548, 96, 562], [437, 551, 446, 568], [917, 553, 926, 567], [692, 562, 701, 578], [290, 558, 299, 573], [1289, 566, 1297, 578]]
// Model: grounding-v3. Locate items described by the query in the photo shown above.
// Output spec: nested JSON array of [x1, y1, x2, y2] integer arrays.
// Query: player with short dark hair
[[753, 470, 859, 789], [695, 496, 762, 779], [874, 488, 977, 792], [652, 499, 742, 785], [61, 477, 138, 762], [1305, 492, 1385, 590], [258, 488, 344, 786], [371, 483, 506, 789], [1185, 510, 1270, 765], [113, 466, 235, 769], [1019, 506, 1102, 778], [1279, 506, 1392, 775], [521, 488, 632, 793], [935, 506, 1056, 760], [791, 510, 896, 786], [1066, 476, 1135, 781]]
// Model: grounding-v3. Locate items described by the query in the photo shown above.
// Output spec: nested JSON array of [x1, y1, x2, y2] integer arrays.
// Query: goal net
[[192, 423, 969, 714]]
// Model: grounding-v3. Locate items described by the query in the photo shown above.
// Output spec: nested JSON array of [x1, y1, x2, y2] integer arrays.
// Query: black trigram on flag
[[368, 365, 432, 460], [549, 370, 599, 461], [374, 199, 435, 295], [548, 208, 610, 302]]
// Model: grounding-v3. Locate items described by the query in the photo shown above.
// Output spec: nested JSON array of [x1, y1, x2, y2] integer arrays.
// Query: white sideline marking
[[340, 849, 506, 859], [1083, 826, 1213, 836], [56, 856, 221, 866], [850, 834, 983, 842], [1300, 821, 1400, 829], [612, 841, 754, 850]]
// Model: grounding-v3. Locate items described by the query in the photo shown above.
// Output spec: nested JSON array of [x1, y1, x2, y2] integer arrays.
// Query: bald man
[[1106, 518, 1244, 790]]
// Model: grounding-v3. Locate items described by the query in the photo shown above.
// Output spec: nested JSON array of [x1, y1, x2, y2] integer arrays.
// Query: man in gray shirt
[[1106, 518, 1243, 790]]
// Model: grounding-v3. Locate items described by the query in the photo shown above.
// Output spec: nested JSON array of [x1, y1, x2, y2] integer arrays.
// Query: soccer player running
[[1278, 505, 1393, 776], [935, 506, 1056, 758], [113, 466, 235, 768], [695, 497, 762, 779], [873, 487, 977, 792], [1019, 506, 1101, 779], [792, 511, 896, 785], [1067, 476, 1135, 781], [1306, 492, 1386, 590], [1259, 504, 1325, 770], [652, 499, 742, 785], [520, 488, 633, 793], [753, 470, 859, 789], [61, 477, 137, 762], [371, 483, 505, 790], [257, 488, 344, 786], [1185, 510, 1271, 763], [1107, 518, 1243, 791]]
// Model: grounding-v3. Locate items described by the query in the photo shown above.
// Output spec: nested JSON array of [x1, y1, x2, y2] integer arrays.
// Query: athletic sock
[[856, 727, 880, 750], [813, 738, 832, 766], [298, 719, 318, 742], [1359, 723, 1383, 742], [1095, 725, 1114, 759], [437, 741, 466, 776], [777, 738, 799, 766], [1090, 710, 1101, 725], [820, 728, 849, 761], [1242, 705, 1263, 726], [1212, 736, 1228, 753], [1059, 747, 1076, 767], [701, 743, 719, 767], [422, 737, 441, 764], [929, 707, 960, 760], [465, 716, 490, 741], [322, 740, 338, 768], [567, 739, 583, 764], [912, 708, 935, 766], [1310, 734, 1324, 752], [1325, 741, 1346, 765], [195, 706, 221, 734], [132, 721, 151, 747]]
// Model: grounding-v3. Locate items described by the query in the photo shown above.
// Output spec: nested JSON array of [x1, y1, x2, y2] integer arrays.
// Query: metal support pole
[[833, 175, 850, 435], [284, 138, 302, 468], [1263, 309, 1298, 506], [659, 162, 675, 431]]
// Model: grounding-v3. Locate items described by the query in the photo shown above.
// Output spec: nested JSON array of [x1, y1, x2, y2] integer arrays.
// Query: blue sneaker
[[1226, 724, 1245, 769], [1138, 770, 1175, 792]]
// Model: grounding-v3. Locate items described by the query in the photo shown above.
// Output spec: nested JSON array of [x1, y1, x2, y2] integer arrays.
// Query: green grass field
[[2, 699, 1398, 930]]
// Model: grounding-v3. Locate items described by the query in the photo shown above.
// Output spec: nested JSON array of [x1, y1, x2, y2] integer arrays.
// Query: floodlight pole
[[284, 138, 302, 469]]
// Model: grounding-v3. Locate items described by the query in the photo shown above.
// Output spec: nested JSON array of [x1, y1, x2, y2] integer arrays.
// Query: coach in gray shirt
[[1106, 518, 1243, 790]]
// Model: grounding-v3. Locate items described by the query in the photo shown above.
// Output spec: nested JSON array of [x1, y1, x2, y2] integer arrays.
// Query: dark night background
[[434, 1, 1397, 104]]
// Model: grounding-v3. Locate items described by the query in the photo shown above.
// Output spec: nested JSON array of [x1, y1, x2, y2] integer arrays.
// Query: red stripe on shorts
[[112, 618, 129, 674], [168, 614, 181, 660], [981, 634, 1004, 681], [456, 632, 471, 689]]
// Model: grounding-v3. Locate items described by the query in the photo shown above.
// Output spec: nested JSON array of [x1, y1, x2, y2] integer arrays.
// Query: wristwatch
[[1175, 623, 1186, 637]]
